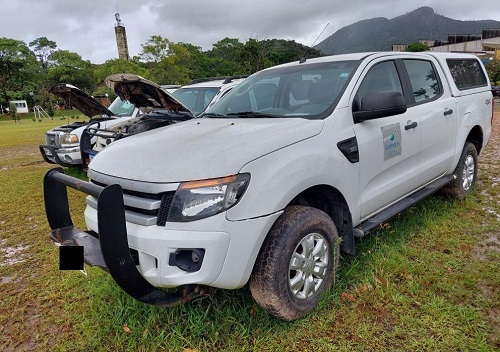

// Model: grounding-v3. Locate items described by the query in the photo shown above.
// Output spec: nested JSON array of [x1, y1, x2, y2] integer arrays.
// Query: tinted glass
[[403, 59, 441, 102], [356, 61, 403, 103], [446, 59, 488, 90]]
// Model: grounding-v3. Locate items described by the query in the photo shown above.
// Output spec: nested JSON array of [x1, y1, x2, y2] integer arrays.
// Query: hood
[[49, 84, 114, 118], [89, 118, 324, 183], [105, 73, 193, 116]]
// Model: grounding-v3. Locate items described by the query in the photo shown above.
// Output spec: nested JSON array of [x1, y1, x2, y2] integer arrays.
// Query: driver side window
[[356, 61, 403, 105]]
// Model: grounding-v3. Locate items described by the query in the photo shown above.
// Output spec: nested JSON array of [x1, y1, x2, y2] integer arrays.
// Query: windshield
[[108, 97, 137, 117], [206, 61, 358, 119], [172, 87, 219, 115]]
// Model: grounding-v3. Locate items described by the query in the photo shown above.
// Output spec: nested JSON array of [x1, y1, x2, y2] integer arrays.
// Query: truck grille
[[90, 180, 175, 226]]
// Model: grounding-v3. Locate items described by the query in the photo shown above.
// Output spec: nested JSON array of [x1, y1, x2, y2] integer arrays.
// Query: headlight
[[168, 173, 250, 222], [60, 133, 79, 144]]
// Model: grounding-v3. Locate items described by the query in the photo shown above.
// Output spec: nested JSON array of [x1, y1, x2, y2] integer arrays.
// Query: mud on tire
[[249, 205, 340, 321]]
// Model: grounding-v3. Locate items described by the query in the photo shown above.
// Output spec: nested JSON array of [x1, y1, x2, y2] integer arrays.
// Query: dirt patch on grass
[[0, 145, 40, 160], [472, 231, 500, 261], [0, 145, 48, 170], [0, 239, 30, 267], [474, 106, 500, 259], [474, 104, 500, 348]]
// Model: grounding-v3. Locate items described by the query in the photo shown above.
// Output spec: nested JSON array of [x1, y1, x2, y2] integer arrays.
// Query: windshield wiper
[[226, 111, 276, 118]]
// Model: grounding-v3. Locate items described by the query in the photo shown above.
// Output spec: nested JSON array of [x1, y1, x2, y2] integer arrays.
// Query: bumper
[[39, 144, 82, 166], [44, 168, 206, 307]]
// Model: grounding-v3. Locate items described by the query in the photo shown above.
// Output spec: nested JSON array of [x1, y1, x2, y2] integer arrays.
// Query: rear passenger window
[[403, 59, 441, 102], [446, 59, 488, 90]]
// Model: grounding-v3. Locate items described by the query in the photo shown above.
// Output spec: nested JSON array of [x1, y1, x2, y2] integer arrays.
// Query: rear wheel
[[443, 142, 478, 198], [249, 205, 340, 321]]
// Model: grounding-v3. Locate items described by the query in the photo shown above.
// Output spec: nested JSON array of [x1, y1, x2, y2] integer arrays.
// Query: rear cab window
[[446, 59, 488, 90]]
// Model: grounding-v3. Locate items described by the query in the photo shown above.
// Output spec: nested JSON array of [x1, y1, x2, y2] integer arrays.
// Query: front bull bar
[[44, 167, 205, 307]]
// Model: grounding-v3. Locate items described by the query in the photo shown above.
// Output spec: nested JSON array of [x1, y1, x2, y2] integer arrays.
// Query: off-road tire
[[443, 142, 478, 198], [249, 205, 340, 321]]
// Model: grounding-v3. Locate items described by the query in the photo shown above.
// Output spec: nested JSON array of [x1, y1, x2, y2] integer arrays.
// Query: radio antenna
[[300, 22, 329, 64]]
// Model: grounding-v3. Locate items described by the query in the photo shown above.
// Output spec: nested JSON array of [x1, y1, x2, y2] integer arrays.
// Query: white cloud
[[0, 0, 498, 64]]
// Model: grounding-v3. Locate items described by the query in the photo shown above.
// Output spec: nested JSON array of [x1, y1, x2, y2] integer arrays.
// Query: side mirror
[[353, 92, 406, 123]]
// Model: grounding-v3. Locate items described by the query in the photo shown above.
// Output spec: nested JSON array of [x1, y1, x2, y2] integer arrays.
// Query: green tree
[[406, 42, 430, 52], [139, 35, 172, 63], [28, 37, 58, 109], [485, 58, 500, 85], [0, 38, 40, 106], [29, 37, 57, 70], [47, 50, 95, 92], [154, 43, 193, 84], [205, 38, 246, 76], [175, 43, 209, 79], [94, 58, 152, 85], [137, 36, 199, 84], [242, 38, 265, 74], [8, 101, 18, 123], [261, 39, 322, 66]]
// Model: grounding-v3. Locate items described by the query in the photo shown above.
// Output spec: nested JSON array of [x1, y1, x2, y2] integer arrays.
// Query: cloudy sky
[[1, 0, 499, 64]]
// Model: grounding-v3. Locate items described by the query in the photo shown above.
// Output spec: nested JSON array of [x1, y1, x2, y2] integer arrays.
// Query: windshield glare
[[108, 97, 137, 117], [172, 87, 220, 115], [206, 61, 358, 118]]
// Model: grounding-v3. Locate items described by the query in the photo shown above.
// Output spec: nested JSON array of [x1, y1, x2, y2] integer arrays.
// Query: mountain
[[315, 7, 500, 55]]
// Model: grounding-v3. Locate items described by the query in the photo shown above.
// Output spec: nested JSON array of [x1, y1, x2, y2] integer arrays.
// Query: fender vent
[[157, 192, 175, 226]]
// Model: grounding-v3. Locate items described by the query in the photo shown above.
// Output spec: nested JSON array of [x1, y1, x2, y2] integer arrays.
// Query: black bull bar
[[44, 167, 205, 307]]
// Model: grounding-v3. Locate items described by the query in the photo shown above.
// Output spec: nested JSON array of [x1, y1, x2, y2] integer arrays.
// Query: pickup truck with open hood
[[44, 52, 492, 320], [39, 83, 140, 167], [79, 74, 194, 166]]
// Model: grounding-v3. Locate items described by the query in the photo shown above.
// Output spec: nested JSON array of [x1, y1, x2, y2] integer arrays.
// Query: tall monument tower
[[114, 12, 129, 60]]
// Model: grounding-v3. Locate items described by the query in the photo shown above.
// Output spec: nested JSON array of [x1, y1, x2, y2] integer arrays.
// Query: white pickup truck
[[44, 52, 493, 320], [39, 84, 140, 167]]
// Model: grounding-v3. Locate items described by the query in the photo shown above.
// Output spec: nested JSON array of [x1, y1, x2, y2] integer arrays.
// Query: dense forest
[[1, 31, 499, 112], [0, 35, 321, 109]]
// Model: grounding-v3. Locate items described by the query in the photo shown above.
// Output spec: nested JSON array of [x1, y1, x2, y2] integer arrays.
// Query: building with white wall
[[9, 100, 29, 113]]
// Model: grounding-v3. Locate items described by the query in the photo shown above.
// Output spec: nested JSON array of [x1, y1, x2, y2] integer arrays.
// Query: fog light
[[64, 155, 73, 162], [168, 248, 205, 272]]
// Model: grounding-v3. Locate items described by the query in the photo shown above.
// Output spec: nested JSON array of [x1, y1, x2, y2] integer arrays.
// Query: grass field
[[0, 107, 498, 351]]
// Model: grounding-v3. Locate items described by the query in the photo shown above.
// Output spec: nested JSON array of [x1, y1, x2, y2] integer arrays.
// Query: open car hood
[[105, 74, 193, 115], [49, 84, 114, 118]]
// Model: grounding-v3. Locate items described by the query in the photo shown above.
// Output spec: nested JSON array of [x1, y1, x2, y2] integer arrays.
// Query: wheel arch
[[466, 125, 483, 155], [288, 184, 355, 255]]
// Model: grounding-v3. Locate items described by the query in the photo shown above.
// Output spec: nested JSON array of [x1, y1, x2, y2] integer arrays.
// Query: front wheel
[[443, 142, 478, 198], [249, 206, 340, 321]]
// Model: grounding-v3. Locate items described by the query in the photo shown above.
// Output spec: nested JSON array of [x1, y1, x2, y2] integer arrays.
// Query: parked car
[[491, 85, 500, 97], [44, 52, 492, 320], [39, 84, 141, 166], [172, 76, 247, 116], [79, 74, 194, 166]]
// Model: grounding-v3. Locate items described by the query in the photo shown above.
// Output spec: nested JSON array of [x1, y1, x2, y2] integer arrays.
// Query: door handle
[[444, 109, 453, 116], [404, 121, 418, 130]]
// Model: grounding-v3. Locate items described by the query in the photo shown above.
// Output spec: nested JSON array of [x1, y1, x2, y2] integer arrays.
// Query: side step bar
[[354, 174, 455, 238]]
